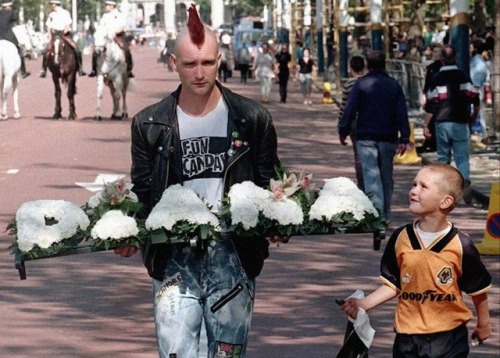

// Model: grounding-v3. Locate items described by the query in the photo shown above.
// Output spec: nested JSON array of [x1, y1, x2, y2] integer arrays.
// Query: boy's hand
[[472, 321, 491, 344], [339, 298, 360, 319]]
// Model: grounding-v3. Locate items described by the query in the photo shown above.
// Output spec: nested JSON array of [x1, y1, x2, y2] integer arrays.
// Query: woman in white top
[[253, 42, 276, 104]]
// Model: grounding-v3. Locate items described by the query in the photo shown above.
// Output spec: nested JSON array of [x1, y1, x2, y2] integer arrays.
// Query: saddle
[[46, 31, 76, 53]]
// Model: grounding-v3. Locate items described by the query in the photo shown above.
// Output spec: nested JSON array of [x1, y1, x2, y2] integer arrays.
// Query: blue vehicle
[[232, 28, 274, 53]]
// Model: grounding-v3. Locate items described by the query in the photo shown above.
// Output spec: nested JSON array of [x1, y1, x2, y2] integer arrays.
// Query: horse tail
[[126, 78, 138, 92]]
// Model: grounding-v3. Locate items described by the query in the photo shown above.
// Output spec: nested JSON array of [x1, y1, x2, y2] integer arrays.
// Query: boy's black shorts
[[393, 323, 469, 357]]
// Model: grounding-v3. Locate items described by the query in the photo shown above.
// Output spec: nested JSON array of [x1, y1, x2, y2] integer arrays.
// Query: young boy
[[341, 163, 492, 357]]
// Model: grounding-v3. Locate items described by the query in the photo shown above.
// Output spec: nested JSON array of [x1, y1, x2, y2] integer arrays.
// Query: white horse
[[13, 23, 46, 60], [93, 26, 130, 120], [0, 40, 21, 120]]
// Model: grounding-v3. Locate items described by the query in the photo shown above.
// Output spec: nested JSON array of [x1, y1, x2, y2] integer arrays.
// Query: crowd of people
[[210, 31, 318, 105], [0, 0, 134, 80]]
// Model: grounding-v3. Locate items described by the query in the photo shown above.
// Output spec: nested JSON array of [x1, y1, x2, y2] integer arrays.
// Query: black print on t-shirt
[[181, 136, 227, 179]]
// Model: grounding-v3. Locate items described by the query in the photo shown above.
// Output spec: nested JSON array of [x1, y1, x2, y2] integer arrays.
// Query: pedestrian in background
[[275, 43, 292, 103], [254, 42, 276, 104], [341, 163, 492, 356], [424, 45, 480, 200], [115, 5, 287, 357], [417, 42, 442, 154], [236, 41, 251, 83], [248, 40, 258, 79], [296, 47, 315, 105], [469, 40, 489, 141], [338, 55, 365, 190], [0, 1, 30, 77], [218, 41, 231, 82], [339, 50, 410, 220]]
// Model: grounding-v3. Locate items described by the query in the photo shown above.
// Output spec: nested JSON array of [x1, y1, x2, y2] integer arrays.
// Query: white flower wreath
[[309, 177, 379, 221], [228, 181, 304, 230], [91, 210, 139, 240], [145, 184, 219, 231], [15, 200, 90, 252]]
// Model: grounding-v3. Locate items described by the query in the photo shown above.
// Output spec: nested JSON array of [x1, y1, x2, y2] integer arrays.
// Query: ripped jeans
[[153, 239, 255, 358]]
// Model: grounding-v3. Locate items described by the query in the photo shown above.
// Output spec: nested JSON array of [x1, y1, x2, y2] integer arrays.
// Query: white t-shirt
[[46, 7, 72, 32], [177, 97, 228, 211], [416, 222, 452, 248], [100, 8, 126, 35]]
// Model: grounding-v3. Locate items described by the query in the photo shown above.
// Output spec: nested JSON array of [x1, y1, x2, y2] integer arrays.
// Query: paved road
[[0, 45, 498, 357]]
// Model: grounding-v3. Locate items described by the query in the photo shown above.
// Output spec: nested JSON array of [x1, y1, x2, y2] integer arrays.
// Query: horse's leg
[[52, 73, 62, 119], [67, 73, 77, 120], [122, 79, 128, 119], [1, 75, 8, 120], [95, 74, 104, 120], [1, 70, 14, 120], [1, 89, 7, 120], [112, 83, 121, 119], [108, 81, 120, 120], [12, 73, 20, 119]]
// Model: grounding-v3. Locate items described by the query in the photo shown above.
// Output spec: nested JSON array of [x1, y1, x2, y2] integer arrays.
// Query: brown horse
[[46, 33, 78, 120]]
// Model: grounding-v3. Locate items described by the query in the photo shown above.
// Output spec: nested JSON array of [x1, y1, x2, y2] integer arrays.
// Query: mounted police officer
[[0, 1, 30, 78], [40, 0, 86, 78], [88, 0, 134, 78]]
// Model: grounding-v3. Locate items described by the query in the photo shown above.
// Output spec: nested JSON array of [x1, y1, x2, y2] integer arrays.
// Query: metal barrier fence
[[386, 60, 426, 114]]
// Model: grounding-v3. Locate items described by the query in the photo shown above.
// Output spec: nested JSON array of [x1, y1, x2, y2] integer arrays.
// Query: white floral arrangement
[[220, 169, 314, 237], [308, 177, 385, 233], [85, 178, 145, 251], [10, 173, 387, 263], [86, 178, 139, 210], [10, 200, 90, 258], [145, 184, 220, 243], [90, 210, 141, 250], [225, 181, 304, 232]]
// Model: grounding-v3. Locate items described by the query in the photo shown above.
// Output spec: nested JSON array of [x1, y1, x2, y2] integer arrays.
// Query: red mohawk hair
[[187, 4, 205, 48]]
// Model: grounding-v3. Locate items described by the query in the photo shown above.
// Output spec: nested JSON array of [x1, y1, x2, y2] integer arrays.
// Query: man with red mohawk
[[116, 4, 287, 357]]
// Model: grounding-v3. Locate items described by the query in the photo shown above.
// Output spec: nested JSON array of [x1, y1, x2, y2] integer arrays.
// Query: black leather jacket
[[131, 82, 279, 281]]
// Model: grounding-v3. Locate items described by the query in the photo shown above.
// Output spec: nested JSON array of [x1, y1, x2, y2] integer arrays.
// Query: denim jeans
[[356, 140, 398, 219], [435, 122, 470, 180], [153, 239, 255, 358]]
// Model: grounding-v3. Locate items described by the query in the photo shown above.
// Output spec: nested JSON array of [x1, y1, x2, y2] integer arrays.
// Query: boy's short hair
[[424, 163, 464, 209], [349, 55, 365, 73]]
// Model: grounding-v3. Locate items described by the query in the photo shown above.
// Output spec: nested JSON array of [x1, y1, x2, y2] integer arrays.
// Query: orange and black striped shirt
[[380, 221, 491, 334]]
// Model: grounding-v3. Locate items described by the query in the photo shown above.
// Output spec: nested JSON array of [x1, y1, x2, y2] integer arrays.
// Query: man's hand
[[339, 136, 348, 146], [397, 143, 408, 156], [114, 245, 139, 257], [423, 126, 432, 139], [267, 236, 291, 244]]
